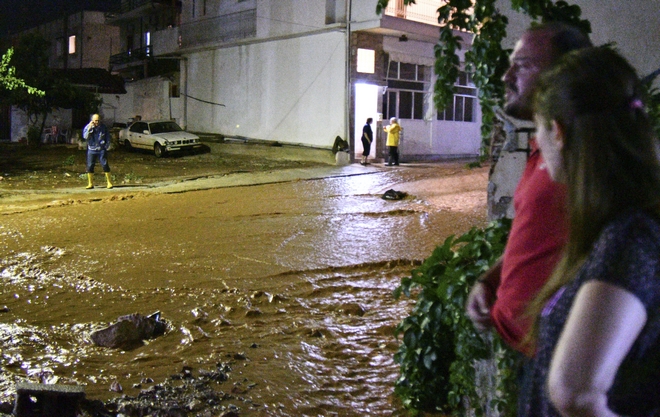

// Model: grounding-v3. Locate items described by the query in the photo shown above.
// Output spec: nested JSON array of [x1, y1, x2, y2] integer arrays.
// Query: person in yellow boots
[[383, 117, 401, 166], [83, 114, 113, 189]]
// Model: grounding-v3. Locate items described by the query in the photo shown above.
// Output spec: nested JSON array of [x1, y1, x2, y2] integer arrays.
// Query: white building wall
[[397, 117, 482, 159], [10, 108, 73, 142], [256, 0, 333, 38], [186, 31, 346, 147], [497, 0, 660, 82]]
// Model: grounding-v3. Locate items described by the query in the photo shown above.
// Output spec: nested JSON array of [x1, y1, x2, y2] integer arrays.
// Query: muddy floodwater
[[0, 163, 488, 416]]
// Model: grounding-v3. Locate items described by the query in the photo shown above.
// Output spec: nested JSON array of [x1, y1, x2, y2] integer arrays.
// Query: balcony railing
[[109, 45, 152, 66], [119, 0, 171, 14], [179, 10, 256, 48], [384, 0, 444, 26]]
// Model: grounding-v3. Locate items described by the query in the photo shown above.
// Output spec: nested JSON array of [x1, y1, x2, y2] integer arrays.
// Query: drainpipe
[[79, 12, 83, 68], [345, 0, 352, 155], [183, 57, 188, 130]]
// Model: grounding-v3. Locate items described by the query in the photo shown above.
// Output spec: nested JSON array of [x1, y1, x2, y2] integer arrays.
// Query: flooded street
[[0, 163, 488, 416]]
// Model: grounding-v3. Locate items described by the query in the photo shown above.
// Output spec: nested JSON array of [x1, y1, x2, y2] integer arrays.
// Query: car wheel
[[154, 143, 166, 158], [124, 140, 132, 152]]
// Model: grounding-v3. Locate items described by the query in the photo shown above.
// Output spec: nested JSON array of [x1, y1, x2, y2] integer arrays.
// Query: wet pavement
[[0, 160, 488, 416]]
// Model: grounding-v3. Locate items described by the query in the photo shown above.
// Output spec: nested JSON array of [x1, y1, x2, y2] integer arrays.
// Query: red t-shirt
[[491, 139, 568, 355]]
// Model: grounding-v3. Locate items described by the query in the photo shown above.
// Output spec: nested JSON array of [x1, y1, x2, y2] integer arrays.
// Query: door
[[353, 83, 380, 162]]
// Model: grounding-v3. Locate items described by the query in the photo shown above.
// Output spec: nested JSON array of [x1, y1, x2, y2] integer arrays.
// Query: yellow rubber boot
[[86, 173, 94, 189], [105, 172, 113, 189]]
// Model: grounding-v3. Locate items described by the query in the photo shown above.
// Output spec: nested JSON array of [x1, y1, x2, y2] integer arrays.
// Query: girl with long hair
[[520, 46, 660, 416]]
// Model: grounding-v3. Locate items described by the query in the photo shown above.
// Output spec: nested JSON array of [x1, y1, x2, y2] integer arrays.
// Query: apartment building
[[2, 9, 123, 141], [108, 0, 481, 161]]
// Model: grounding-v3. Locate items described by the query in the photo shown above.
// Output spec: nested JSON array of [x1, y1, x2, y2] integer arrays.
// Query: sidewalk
[[0, 161, 386, 215]]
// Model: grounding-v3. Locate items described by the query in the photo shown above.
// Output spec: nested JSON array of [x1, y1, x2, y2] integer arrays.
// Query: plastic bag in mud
[[382, 189, 407, 201]]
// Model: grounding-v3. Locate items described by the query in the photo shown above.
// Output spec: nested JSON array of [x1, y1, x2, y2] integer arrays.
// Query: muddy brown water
[[0, 163, 488, 416]]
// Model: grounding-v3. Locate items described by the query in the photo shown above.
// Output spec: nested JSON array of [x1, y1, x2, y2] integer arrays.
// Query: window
[[68, 35, 76, 54], [382, 61, 430, 120], [356, 49, 375, 74], [437, 71, 477, 122], [130, 122, 148, 133]]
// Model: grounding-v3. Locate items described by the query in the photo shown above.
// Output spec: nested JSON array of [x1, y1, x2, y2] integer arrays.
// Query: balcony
[[384, 0, 444, 26], [179, 10, 256, 49], [152, 26, 180, 55], [109, 45, 152, 66], [119, 0, 173, 14], [106, 0, 177, 23]]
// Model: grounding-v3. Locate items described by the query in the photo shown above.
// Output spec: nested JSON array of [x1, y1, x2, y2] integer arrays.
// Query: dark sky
[[0, 0, 120, 37]]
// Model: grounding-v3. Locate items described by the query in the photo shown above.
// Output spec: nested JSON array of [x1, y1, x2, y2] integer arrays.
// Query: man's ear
[[551, 120, 566, 150]]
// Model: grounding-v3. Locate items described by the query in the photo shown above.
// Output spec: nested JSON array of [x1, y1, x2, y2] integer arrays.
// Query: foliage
[[123, 172, 144, 183], [376, 0, 590, 155], [4, 33, 102, 144], [393, 219, 516, 415], [62, 155, 76, 167], [26, 126, 41, 146], [0, 48, 44, 96]]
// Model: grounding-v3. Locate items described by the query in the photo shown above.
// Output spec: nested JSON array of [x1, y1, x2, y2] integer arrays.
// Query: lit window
[[382, 60, 430, 120], [68, 35, 76, 54], [356, 48, 375, 74]]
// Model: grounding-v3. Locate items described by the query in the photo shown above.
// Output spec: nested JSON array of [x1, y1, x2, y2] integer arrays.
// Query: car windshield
[[149, 122, 183, 134]]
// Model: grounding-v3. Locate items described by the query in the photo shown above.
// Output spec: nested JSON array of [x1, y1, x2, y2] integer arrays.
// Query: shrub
[[62, 155, 76, 166], [393, 219, 516, 416]]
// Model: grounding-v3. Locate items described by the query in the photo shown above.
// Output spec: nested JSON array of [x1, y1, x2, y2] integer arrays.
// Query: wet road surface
[[0, 163, 488, 415]]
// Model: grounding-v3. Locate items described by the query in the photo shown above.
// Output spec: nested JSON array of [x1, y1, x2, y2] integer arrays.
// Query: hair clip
[[630, 99, 644, 109]]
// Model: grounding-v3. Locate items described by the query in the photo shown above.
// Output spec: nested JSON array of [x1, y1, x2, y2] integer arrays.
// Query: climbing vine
[[376, 0, 590, 155], [393, 219, 514, 415]]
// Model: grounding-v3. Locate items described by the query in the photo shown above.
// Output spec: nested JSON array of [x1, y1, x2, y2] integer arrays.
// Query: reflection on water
[[0, 165, 487, 415]]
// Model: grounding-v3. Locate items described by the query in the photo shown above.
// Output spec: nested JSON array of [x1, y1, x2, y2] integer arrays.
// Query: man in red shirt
[[466, 22, 592, 355]]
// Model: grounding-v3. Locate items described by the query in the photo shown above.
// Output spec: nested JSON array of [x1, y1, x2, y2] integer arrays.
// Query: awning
[[382, 37, 435, 67]]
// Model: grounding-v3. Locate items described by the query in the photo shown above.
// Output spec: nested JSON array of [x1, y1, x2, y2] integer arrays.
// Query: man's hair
[[528, 21, 593, 63]]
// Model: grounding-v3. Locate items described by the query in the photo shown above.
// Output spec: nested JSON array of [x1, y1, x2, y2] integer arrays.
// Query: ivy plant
[[393, 219, 515, 415]]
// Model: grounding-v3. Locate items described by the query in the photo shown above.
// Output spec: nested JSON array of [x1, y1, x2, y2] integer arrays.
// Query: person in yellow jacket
[[383, 117, 401, 166]]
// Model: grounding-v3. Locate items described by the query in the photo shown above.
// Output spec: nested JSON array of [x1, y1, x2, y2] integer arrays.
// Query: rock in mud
[[90, 312, 167, 349]]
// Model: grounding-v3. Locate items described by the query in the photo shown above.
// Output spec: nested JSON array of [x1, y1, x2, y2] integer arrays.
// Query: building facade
[[108, 0, 482, 161], [2, 10, 122, 141]]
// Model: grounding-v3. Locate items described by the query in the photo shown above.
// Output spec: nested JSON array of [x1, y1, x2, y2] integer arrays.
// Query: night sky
[[0, 0, 120, 37]]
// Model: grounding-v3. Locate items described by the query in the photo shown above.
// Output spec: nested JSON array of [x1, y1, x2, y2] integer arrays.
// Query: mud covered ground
[[0, 139, 331, 191], [0, 141, 489, 416]]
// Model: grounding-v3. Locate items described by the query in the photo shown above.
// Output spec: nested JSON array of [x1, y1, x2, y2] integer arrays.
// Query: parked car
[[119, 120, 203, 157]]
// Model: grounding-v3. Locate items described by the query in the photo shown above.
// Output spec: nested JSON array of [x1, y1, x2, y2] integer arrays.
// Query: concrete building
[[107, 0, 482, 161], [1, 10, 122, 141]]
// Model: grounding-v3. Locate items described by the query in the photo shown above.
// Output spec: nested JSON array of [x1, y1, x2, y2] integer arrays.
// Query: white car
[[119, 120, 203, 157]]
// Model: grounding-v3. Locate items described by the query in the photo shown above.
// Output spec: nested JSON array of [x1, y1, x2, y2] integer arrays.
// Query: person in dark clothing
[[360, 118, 373, 165], [521, 47, 660, 417], [83, 113, 113, 189]]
